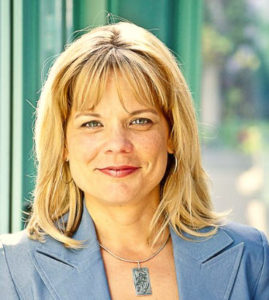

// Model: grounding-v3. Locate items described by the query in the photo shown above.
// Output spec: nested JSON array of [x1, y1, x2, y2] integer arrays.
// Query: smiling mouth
[[98, 167, 140, 178]]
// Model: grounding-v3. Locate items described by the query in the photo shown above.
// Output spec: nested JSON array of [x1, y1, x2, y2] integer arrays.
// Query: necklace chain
[[99, 234, 170, 266]]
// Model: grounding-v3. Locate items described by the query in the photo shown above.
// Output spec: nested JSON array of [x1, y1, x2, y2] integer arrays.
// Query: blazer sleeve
[[0, 239, 20, 299], [253, 230, 269, 299]]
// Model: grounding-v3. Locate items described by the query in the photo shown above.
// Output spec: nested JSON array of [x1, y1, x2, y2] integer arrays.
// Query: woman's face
[[66, 75, 173, 207]]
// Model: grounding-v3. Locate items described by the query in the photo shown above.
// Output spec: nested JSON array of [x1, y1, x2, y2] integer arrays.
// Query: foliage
[[200, 118, 269, 154], [202, 0, 269, 122]]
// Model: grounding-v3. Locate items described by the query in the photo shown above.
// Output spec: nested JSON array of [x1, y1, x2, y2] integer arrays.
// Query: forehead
[[90, 75, 160, 114], [70, 62, 166, 116]]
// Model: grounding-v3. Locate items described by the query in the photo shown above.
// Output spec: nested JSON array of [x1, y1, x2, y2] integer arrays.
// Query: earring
[[173, 155, 178, 173], [61, 162, 73, 184]]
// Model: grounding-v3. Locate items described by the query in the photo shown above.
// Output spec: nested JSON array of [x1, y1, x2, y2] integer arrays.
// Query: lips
[[98, 166, 140, 178]]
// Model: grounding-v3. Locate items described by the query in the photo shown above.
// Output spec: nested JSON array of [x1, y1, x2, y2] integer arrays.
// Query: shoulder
[[219, 221, 269, 298], [0, 230, 34, 299], [218, 221, 269, 262], [0, 229, 37, 272], [0, 229, 37, 260], [1, 229, 30, 247], [0, 229, 48, 273], [1, 230, 28, 258], [0, 230, 54, 299], [219, 221, 269, 256], [220, 221, 268, 247]]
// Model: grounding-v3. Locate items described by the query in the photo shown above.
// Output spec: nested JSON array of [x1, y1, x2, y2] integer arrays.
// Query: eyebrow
[[75, 109, 159, 118]]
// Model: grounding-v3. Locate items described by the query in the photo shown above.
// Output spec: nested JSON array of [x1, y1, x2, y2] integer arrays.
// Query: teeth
[[110, 170, 120, 175]]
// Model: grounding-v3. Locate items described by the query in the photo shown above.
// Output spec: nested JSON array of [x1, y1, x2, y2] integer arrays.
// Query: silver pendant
[[132, 267, 152, 296]]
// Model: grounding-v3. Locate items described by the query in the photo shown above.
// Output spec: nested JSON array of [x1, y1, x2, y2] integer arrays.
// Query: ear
[[167, 137, 174, 154], [63, 145, 69, 162]]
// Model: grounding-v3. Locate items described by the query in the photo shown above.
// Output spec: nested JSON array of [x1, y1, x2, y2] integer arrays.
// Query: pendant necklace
[[99, 234, 170, 296]]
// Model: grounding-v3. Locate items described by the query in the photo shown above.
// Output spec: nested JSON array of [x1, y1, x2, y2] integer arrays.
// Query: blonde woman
[[0, 22, 268, 300]]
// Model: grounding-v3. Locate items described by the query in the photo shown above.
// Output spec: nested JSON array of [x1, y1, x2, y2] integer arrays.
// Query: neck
[[85, 193, 169, 258]]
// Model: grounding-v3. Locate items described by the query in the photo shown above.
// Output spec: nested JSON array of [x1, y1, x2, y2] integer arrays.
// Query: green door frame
[[0, 0, 11, 233], [176, 0, 203, 109], [11, 0, 24, 232]]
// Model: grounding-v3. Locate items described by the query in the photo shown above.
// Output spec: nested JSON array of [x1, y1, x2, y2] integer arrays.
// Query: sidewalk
[[202, 146, 268, 236]]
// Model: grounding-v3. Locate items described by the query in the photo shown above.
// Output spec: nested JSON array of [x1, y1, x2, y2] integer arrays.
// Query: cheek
[[138, 130, 168, 156], [68, 134, 99, 162], [135, 131, 169, 180], [138, 131, 169, 185]]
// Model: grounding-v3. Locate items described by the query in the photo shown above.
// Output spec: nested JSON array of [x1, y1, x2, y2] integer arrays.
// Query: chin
[[102, 192, 139, 206], [83, 187, 138, 204]]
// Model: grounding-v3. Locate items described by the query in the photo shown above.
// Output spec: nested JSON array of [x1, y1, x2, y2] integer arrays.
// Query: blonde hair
[[27, 22, 223, 248]]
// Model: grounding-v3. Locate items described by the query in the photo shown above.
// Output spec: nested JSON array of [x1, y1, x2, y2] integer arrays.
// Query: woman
[[0, 22, 268, 300]]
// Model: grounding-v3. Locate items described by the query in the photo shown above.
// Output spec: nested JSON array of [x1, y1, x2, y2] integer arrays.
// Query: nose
[[104, 125, 134, 154]]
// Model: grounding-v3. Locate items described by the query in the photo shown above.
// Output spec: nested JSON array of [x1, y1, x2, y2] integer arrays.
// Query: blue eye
[[82, 120, 102, 128], [130, 118, 152, 125]]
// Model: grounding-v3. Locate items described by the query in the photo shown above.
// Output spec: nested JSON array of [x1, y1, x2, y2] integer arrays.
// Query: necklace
[[99, 234, 170, 296]]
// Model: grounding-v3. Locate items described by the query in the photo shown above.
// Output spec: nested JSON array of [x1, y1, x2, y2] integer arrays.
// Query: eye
[[130, 118, 152, 126], [82, 120, 103, 128]]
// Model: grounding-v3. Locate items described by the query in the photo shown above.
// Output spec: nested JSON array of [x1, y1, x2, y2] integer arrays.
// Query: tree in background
[[201, 0, 269, 148]]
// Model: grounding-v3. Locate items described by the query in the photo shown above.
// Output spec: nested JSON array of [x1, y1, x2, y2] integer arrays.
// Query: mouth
[[97, 166, 140, 178]]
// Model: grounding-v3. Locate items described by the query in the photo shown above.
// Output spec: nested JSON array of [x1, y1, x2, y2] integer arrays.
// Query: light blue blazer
[[1, 204, 268, 300]]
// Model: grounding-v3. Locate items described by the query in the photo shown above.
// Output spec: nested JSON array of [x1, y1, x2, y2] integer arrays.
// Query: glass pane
[[39, 0, 66, 82], [0, 0, 11, 233], [22, 0, 73, 220]]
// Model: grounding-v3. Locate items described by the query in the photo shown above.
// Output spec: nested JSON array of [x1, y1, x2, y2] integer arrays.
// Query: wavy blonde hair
[[27, 22, 223, 248]]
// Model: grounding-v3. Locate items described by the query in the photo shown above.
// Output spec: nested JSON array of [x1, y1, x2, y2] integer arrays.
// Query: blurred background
[[0, 0, 268, 236], [201, 0, 269, 236]]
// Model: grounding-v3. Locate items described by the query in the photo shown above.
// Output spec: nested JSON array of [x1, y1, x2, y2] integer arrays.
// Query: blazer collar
[[30, 204, 243, 300], [170, 225, 244, 300], [30, 203, 111, 300], [170, 224, 233, 263]]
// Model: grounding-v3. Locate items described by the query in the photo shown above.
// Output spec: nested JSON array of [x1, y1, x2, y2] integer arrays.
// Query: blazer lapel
[[30, 204, 111, 300], [29, 204, 244, 300], [170, 225, 244, 300]]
